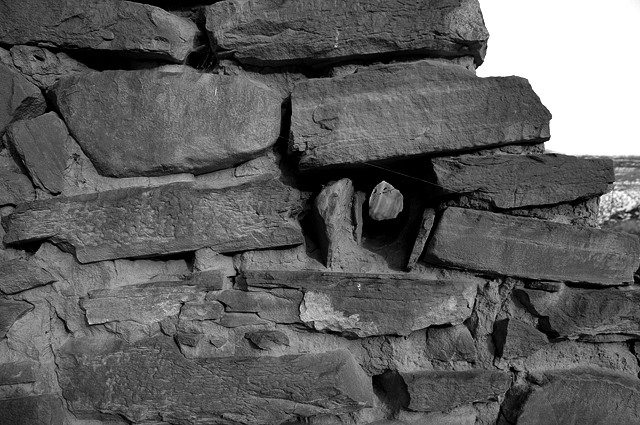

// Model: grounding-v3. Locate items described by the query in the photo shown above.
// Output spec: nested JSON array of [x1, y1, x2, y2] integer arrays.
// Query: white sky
[[477, 0, 640, 156]]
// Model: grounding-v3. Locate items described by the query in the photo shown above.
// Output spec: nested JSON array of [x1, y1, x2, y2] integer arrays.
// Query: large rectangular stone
[[0, 394, 63, 425], [0, 361, 36, 385], [206, 0, 489, 67], [57, 336, 374, 424], [240, 270, 479, 337], [3, 179, 303, 263], [290, 60, 551, 172], [424, 207, 640, 285], [0, 0, 199, 63], [430, 154, 614, 209]]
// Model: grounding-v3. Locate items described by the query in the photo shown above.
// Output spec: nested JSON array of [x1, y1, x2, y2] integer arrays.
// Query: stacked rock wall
[[1, 1, 639, 424]]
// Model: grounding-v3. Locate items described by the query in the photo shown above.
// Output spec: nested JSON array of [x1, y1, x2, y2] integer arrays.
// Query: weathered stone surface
[[179, 300, 225, 322], [241, 270, 478, 337], [211, 289, 303, 324], [245, 330, 290, 350], [0, 394, 64, 425], [3, 179, 303, 263], [0, 0, 199, 63], [406, 208, 436, 271], [81, 281, 214, 325], [58, 336, 374, 424], [369, 181, 403, 221], [0, 258, 55, 295], [425, 324, 476, 363], [516, 368, 640, 425], [403, 370, 510, 412], [50, 68, 282, 177], [313, 178, 358, 268], [0, 64, 46, 136], [493, 319, 548, 359], [431, 154, 614, 209], [5, 45, 89, 89], [515, 286, 640, 339], [6, 112, 68, 194], [0, 172, 35, 206], [291, 60, 551, 172], [0, 299, 33, 339], [206, 0, 489, 67], [0, 361, 36, 385], [425, 207, 640, 285]]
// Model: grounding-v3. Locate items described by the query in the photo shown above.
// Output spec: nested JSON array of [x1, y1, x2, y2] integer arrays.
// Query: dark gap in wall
[[372, 370, 410, 420]]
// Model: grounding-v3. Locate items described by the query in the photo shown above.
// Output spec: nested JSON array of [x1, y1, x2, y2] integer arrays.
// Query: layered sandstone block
[[49, 68, 282, 177], [425, 207, 640, 285], [3, 179, 303, 263], [0, 0, 199, 62], [206, 0, 489, 67], [291, 60, 551, 172]]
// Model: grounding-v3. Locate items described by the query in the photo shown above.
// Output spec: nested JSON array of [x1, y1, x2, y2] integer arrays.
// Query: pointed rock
[[425, 324, 477, 363], [425, 207, 640, 285], [57, 336, 374, 424], [206, 0, 489, 67], [493, 319, 548, 359], [3, 179, 303, 263], [241, 270, 479, 337], [6, 112, 68, 194], [49, 68, 283, 177], [406, 208, 436, 271], [0, 0, 199, 63], [0, 64, 46, 136], [291, 60, 551, 172], [0, 299, 33, 339], [430, 154, 614, 209]]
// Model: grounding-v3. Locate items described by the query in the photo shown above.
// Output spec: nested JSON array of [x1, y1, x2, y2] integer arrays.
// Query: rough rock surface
[[0, 299, 33, 339], [0, 361, 36, 385], [406, 208, 436, 271], [0, 0, 199, 63], [241, 270, 478, 337], [3, 179, 303, 263], [493, 318, 548, 359], [0, 258, 55, 295], [369, 181, 404, 221], [49, 68, 282, 177], [403, 370, 511, 412], [430, 154, 614, 209], [58, 337, 374, 424], [0, 172, 35, 206], [6, 112, 68, 194], [425, 207, 640, 285], [425, 324, 477, 363], [516, 369, 640, 425], [0, 64, 46, 136], [291, 60, 551, 172], [515, 286, 640, 338], [0, 394, 64, 425], [206, 0, 489, 66]]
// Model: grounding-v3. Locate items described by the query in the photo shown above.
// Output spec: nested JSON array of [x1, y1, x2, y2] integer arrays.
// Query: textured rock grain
[[291, 60, 551, 172], [0, 64, 46, 136], [50, 68, 283, 177]]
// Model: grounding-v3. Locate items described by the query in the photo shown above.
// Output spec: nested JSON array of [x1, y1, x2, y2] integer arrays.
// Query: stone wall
[[1, 1, 639, 424]]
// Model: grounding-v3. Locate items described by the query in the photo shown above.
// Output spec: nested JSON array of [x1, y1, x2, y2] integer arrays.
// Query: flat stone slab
[[0, 361, 37, 385], [430, 154, 614, 209], [0, 258, 56, 295], [50, 68, 282, 177], [206, 0, 489, 67], [424, 207, 640, 285], [290, 60, 551, 172], [57, 336, 374, 424], [516, 368, 640, 425], [0, 64, 46, 136], [0, 394, 63, 425], [403, 370, 511, 412], [240, 270, 479, 337], [515, 286, 640, 339], [3, 179, 303, 263], [0, 0, 199, 63], [6, 112, 68, 194]]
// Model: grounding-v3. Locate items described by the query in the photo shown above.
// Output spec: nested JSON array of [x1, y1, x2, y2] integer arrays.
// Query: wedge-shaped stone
[[49, 68, 282, 177], [81, 281, 216, 325], [3, 179, 303, 263], [0, 394, 63, 425], [514, 286, 640, 339], [0, 258, 56, 295], [516, 369, 640, 425], [0, 0, 199, 63], [425, 207, 640, 285], [206, 0, 489, 67], [0, 361, 36, 385], [431, 154, 614, 209], [0, 299, 33, 339], [0, 64, 46, 136], [403, 370, 510, 412], [241, 270, 479, 337], [6, 112, 68, 194], [290, 60, 551, 172], [493, 318, 548, 359], [58, 337, 374, 424]]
